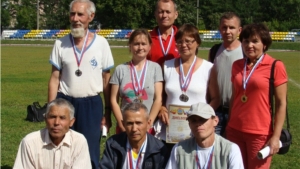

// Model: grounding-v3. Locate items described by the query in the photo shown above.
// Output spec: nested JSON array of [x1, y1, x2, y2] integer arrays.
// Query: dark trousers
[[161, 140, 175, 161], [57, 93, 103, 169], [215, 105, 229, 136]]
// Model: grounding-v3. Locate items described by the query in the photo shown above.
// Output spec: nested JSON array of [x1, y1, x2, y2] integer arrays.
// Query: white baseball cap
[[187, 102, 216, 119]]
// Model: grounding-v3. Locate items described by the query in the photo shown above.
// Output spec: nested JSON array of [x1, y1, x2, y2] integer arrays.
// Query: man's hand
[[158, 106, 169, 125]]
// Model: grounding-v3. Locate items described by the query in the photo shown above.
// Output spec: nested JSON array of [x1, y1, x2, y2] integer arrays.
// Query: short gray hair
[[69, 0, 96, 16], [46, 98, 75, 119], [122, 102, 149, 119]]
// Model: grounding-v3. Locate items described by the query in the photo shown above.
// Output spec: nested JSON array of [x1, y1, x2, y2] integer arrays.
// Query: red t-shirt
[[228, 54, 287, 135], [147, 26, 180, 67]]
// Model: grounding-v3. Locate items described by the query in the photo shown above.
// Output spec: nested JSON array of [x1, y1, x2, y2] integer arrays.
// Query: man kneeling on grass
[[166, 102, 244, 169], [13, 98, 91, 169], [100, 102, 168, 169]]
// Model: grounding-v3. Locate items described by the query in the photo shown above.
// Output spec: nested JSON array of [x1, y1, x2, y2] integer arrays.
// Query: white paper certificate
[[166, 104, 191, 143]]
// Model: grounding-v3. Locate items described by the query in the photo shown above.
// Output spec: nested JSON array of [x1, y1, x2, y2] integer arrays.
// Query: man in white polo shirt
[[166, 102, 244, 169], [47, 0, 114, 168], [13, 98, 91, 169]]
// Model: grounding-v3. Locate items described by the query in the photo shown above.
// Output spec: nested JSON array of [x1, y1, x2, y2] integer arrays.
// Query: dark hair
[[122, 102, 149, 119], [128, 28, 152, 45], [239, 23, 272, 52], [175, 23, 201, 55], [155, 0, 177, 11], [219, 12, 241, 26]]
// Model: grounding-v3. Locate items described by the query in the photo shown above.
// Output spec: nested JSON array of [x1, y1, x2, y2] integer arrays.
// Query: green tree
[[14, 0, 37, 29], [260, 0, 300, 31], [41, 0, 70, 29], [198, 0, 226, 29], [1, 0, 11, 28], [175, 0, 197, 27], [96, 0, 156, 29], [7, 0, 300, 31]]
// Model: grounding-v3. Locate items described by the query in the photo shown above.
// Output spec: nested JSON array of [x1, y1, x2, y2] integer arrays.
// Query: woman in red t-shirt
[[226, 23, 288, 169]]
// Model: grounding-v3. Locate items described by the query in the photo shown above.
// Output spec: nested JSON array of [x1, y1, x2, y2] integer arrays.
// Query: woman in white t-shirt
[[155, 24, 220, 154], [110, 29, 163, 133]]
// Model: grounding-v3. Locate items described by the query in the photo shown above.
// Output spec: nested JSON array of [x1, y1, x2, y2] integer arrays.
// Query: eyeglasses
[[176, 39, 196, 46]]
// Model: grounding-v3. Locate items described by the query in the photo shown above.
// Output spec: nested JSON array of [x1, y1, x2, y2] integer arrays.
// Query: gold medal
[[241, 94, 248, 103], [134, 96, 143, 103], [138, 96, 143, 103]]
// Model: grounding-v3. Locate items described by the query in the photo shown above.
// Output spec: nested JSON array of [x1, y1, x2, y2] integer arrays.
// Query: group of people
[[13, 0, 288, 169]]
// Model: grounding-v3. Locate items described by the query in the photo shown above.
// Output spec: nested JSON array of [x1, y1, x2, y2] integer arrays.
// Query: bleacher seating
[[2, 29, 300, 42]]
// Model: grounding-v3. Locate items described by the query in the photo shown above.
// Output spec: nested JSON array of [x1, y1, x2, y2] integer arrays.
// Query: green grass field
[[1, 46, 300, 168], [2, 39, 300, 51]]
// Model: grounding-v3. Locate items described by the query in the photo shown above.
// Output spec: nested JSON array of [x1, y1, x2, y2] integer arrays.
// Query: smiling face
[[122, 109, 150, 144], [176, 35, 198, 58], [46, 105, 75, 145], [188, 115, 218, 141], [242, 35, 265, 60], [219, 17, 241, 44], [130, 34, 151, 61], [155, 0, 178, 29]]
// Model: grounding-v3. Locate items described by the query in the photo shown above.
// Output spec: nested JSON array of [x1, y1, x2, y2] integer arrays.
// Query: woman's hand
[[266, 136, 281, 155], [158, 106, 169, 125], [267, 81, 287, 155]]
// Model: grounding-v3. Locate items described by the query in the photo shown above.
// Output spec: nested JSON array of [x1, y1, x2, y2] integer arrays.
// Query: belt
[[216, 105, 229, 114]]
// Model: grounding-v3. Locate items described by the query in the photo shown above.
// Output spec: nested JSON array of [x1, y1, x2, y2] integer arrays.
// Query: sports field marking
[[289, 78, 300, 89]]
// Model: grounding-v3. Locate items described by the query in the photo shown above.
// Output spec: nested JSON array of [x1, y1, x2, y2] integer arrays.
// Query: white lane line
[[289, 78, 300, 89]]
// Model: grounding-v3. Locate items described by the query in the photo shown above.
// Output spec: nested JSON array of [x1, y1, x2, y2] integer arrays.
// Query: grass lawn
[[1, 46, 300, 168], [2, 39, 300, 51]]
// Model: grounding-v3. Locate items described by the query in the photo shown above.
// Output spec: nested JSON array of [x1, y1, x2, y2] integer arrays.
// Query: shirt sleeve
[[13, 139, 35, 169], [228, 143, 244, 169], [274, 61, 288, 87], [109, 65, 122, 85], [101, 37, 114, 71], [49, 40, 62, 70], [165, 143, 178, 169], [72, 136, 92, 169], [154, 63, 163, 82]]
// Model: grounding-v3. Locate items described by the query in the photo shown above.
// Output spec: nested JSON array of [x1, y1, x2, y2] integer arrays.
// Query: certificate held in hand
[[166, 104, 191, 143]]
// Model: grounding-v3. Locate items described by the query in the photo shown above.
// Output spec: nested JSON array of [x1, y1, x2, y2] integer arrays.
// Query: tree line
[[1, 0, 300, 31]]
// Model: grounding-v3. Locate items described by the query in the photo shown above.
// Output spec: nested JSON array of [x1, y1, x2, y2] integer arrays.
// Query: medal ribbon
[[127, 142, 146, 169], [70, 29, 89, 67], [179, 56, 197, 93], [158, 28, 174, 56], [130, 60, 148, 96], [243, 54, 264, 90], [195, 146, 214, 169]]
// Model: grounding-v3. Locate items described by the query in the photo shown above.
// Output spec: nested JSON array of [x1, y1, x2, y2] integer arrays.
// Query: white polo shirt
[[49, 34, 114, 97]]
